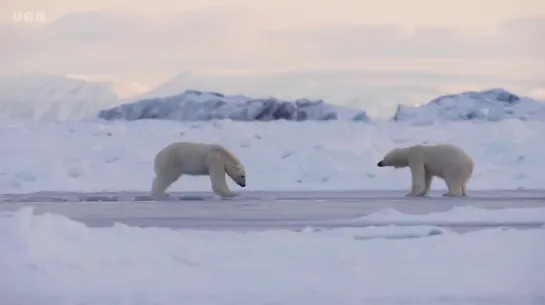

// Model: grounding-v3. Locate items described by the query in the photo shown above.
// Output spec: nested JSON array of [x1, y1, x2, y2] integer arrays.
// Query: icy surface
[[0, 74, 122, 121], [393, 88, 545, 124], [98, 89, 368, 122], [1, 207, 544, 305], [2, 190, 544, 230], [1, 118, 544, 194]]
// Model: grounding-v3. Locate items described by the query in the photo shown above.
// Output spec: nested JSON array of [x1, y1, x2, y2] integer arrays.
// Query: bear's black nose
[[377, 161, 384, 167], [239, 182, 246, 187]]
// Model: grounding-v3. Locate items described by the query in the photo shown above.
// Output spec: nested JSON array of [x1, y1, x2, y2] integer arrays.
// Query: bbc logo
[[13, 11, 46, 22]]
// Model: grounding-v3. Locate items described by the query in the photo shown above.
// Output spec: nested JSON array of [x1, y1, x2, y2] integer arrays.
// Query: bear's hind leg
[[461, 183, 468, 196], [442, 178, 464, 197], [151, 174, 181, 196], [422, 170, 433, 196]]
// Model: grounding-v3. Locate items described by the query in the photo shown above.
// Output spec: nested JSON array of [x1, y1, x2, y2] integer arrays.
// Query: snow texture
[[0, 116, 544, 194], [98, 89, 369, 122], [1, 207, 544, 305], [393, 88, 545, 124]]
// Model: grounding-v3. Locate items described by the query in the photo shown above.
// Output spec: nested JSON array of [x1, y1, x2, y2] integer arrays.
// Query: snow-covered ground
[[0, 117, 544, 194], [1, 206, 544, 305]]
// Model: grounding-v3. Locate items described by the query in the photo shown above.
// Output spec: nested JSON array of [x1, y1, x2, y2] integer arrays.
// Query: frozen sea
[[1, 190, 545, 231]]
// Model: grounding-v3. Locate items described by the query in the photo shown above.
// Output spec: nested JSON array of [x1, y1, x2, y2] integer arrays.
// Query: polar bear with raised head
[[377, 144, 474, 197], [151, 141, 246, 198]]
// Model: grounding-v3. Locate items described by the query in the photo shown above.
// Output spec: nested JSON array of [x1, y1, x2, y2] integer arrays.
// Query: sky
[[1, 0, 544, 114]]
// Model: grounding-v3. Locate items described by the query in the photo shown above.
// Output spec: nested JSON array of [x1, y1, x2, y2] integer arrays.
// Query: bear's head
[[377, 147, 410, 168], [225, 162, 246, 187]]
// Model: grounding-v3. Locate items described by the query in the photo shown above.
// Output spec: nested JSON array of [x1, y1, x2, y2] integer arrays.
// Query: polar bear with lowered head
[[151, 141, 246, 198], [377, 144, 474, 197]]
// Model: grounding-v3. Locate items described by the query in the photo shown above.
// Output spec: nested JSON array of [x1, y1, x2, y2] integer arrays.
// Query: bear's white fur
[[377, 144, 474, 197], [151, 141, 246, 198]]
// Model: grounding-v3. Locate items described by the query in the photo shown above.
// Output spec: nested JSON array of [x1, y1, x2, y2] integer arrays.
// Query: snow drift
[[393, 88, 545, 124], [98, 90, 370, 122], [3, 207, 544, 305]]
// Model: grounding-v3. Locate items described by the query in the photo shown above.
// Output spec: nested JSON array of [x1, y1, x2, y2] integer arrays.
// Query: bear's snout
[[239, 182, 246, 187], [377, 161, 384, 167]]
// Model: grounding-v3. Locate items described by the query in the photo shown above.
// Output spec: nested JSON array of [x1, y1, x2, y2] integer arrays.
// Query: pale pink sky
[[1, 0, 544, 108]]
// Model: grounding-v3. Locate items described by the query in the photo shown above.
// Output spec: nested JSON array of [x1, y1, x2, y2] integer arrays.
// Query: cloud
[[0, 9, 543, 104], [0, 7, 265, 75], [264, 17, 545, 60], [43, 8, 250, 48], [2, 10, 543, 76]]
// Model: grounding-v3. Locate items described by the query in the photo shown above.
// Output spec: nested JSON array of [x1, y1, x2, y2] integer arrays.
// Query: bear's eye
[[241, 175, 245, 178]]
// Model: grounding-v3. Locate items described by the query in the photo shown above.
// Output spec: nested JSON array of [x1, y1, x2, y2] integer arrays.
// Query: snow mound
[[0, 74, 122, 121], [98, 90, 369, 122], [2, 208, 544, 304], [393, 88, 545, 124]]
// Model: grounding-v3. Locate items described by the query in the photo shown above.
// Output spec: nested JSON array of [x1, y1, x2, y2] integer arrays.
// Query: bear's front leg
[[208, 154, 237, 198], [407, 162, 427, 197], [422, 170, 433, 196]]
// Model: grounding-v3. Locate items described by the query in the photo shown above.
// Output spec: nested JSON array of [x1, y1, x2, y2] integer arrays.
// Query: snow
[[353, 206, 545, 225], [1, 117, 544, 194], [394, 88, 545, 124], [1, 207, 544, 305], [98, 89, 368, 122]]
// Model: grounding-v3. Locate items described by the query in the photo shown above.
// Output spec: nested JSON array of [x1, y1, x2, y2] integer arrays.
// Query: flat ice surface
[[2, 190, 545, 231]]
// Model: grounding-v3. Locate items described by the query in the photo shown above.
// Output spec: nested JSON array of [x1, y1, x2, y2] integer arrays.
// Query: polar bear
[[151, 141, 246, 198], [377, 144, 474, 197]]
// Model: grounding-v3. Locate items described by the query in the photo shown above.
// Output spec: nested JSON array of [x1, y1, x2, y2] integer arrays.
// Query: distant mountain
[[98, 89, 370, 122], [0, 73, 122, 121], [131, 71, 198, 100], [393, 88, 545, 124], [3, 72, 542, 124]]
